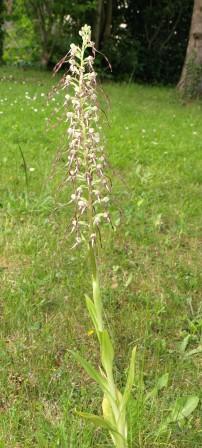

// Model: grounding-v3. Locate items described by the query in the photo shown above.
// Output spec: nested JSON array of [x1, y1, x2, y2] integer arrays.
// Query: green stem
[[89, 242, 103, 332]]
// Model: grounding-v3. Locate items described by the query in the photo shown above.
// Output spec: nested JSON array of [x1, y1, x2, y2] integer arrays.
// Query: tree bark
[[5, 0, 13, 14], [103, 0, 113, 43], [95, 0, 104, 49], [178, 0, 202, 94], [0, 0, 4, 62]]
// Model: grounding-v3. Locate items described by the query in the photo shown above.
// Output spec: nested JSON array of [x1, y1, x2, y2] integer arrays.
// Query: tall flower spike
[[58, 24, 111, 247]]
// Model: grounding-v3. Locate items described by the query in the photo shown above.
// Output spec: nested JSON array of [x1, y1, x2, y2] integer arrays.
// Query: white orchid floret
[[63, 75, 71, 87], [84, 111, 91, 119], [85, 55, 93, 63], [69, 57, 76, 65], [70, 43, 80, 56], [72, 236, 83, 249], [88, 72, 96, 80], [68, 127, 74, 135], [79, 24, 91, 42], [90, 233, 96, 246], [70, 65, 79, 75], [94, 215, 101, 226], [78, 198, 87, 209], [103, 212, 110, 222], [93, 189, 100, 196], [74, 85, 80, 93], [74, 131, 81, 138], [94, 133, 100, 143], [102, 196, 110, 203], [71, 98, 80, 107], [69, 169, 77, 177], [66, 111, 73, 119], [76, 187, 83, 196]]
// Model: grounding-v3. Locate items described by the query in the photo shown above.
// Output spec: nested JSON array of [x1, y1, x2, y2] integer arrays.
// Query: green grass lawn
[[0, 67, 201, 447]]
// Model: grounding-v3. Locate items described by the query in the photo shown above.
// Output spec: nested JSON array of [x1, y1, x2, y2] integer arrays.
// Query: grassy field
[[0, 67, 201, 447]]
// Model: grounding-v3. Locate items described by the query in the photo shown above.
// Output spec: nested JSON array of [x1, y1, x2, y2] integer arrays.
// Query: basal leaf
[[169, 396, 199, 423], [77, 411, 126, 442], [125, 273, 133, 288], [100, 330, 114, 376], [77, 411, 117, 433], [71, 351, 109, 396], [179, 334, 190, 353], [185, 345, 202, 357], [179, 396, 199, 420], [156, 373, 169, 391], [120, 346, 136, 412], [85, 295, 99, 338], [146, 373, 169, 401]]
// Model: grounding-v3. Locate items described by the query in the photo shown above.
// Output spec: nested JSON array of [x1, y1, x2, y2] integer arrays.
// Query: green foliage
[[120, 0, 193, 84], [101, 32, 139, 81], [1, 0, 195, 84], [146, 373, 169, 400], [24, 0, 96, 66], [168, 396, 199, 424], [3, 0, 39, 65], [120, 347, 136, 412], [71, 351, 110, 397], [76, 411, 119, 434]]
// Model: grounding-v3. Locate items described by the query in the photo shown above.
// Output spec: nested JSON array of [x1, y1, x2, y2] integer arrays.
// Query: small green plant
[[54, 25, 136, 447]]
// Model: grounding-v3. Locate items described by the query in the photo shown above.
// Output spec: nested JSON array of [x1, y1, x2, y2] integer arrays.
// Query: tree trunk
[[5, 0, 13, 15], [0, 0, 4, 62], [94, 0, 104, 49], [178, 0, 202, 95], [103, 0, 113, 43]]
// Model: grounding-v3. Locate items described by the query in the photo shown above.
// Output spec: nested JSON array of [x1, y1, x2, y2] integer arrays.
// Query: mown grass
[[0, 67, 201, 447]]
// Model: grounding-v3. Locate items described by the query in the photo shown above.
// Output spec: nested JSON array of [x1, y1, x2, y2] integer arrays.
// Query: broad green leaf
[[125, 273, 133, 288], [102, 394, 115, 425], [77, 411, 126, 441], [77, 411, 118, 433], [155, 422, 170, 436], [85, 295, 99, 338], [100, 330, 114, 376], [156, 373, 169, 391], [178, 396, 199, 420], [157, 396, 199, 436], [120, 346, 136, 412], [71, 351, 110, 397], [185, 345, 202, 357], [179, 335, 190, 353], [146, 373, 169, 401], [169, 396, 199, 423]]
